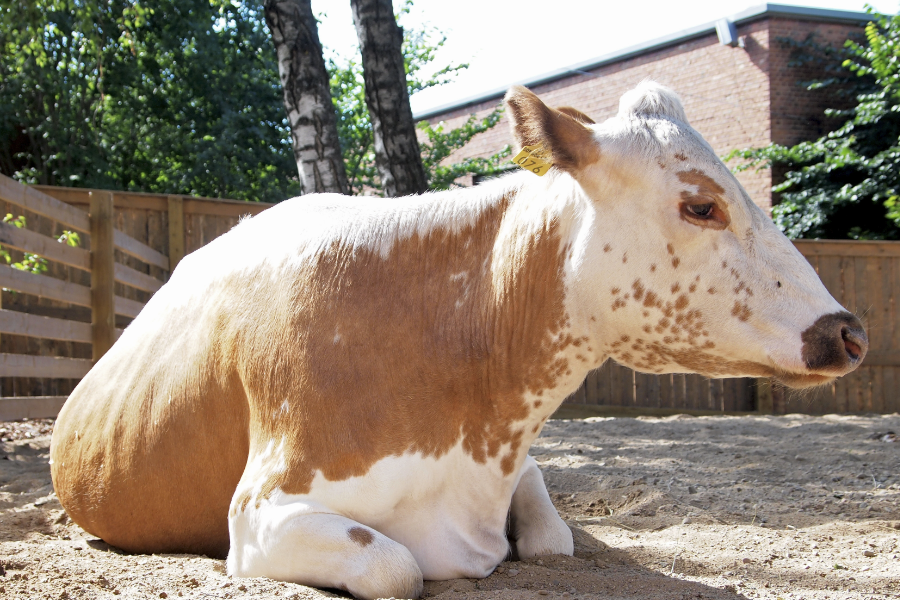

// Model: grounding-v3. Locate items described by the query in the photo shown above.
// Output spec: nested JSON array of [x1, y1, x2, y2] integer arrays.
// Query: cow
[[50, 81, 867, 600]]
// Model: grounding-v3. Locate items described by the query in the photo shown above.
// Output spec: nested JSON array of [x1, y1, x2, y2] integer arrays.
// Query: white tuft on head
[[617, 80, 688, 124]]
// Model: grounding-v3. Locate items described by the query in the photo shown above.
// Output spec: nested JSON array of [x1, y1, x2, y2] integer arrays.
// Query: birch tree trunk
[[263, 0, 349, 195], [350, 0, 428, 197]]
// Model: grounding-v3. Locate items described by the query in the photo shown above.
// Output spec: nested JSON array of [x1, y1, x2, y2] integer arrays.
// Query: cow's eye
[[687, 203, 714, 218]]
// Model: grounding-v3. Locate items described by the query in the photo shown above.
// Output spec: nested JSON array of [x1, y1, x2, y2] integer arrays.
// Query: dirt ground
[[1, 412, 898, 600]]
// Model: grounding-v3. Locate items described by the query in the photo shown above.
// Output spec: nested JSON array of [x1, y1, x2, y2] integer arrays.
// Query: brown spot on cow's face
[[672, 257, 680, 268], [666, 244, 675, 255], [731, 300, 751, 322], [348, 526, 374, 547], [708, 287, 716, 294], [670, 283, 680, 294], [674, 152, 688, 161], [603, 244, 611, 253], [632, 280, 645, 301], [650, 264, 657, 272]]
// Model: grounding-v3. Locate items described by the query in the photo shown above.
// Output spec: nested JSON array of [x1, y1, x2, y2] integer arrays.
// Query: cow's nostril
[[841, 326, 864, 362]]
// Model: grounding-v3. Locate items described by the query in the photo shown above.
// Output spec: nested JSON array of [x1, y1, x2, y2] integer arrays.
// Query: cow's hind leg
[[510, 455, 574, 559], [228, 507, 423, 600]]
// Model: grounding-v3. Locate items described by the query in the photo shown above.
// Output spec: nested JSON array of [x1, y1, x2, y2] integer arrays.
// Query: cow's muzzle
[[800, 311, 868, 375]]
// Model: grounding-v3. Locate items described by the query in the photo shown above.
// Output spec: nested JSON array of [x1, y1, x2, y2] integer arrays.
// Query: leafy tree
[[0, 0, 299, 203], [729, 9, 900, 240], [1, 0, 507, 202]]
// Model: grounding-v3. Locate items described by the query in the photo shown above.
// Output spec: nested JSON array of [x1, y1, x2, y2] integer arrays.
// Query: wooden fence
[[0, 178, 272, 420], [564, 239, 900, 415]]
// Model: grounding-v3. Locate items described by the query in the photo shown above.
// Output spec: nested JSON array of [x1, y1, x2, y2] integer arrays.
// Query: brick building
[[415, 4, 871, 212]]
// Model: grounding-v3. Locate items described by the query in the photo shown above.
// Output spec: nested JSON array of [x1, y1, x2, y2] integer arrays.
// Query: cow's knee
[[228, 503, 423, 600], [510, 455, 574, 559]]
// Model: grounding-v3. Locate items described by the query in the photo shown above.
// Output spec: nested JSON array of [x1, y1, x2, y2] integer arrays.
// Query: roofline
[[413, 3, 873, 121]]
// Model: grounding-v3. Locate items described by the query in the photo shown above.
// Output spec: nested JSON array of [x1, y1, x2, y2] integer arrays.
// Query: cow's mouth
[[772, 371, 835, 389]]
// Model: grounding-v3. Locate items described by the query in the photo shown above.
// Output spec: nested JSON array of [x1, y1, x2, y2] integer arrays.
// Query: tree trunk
[[350, 0, 428, 197], [263, 0, 349, 195]]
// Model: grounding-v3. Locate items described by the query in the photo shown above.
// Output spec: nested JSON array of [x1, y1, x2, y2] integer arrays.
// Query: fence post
[[167, 195, 185, 270], [90, 191, 115, 361], [755, 377, 773, 414]]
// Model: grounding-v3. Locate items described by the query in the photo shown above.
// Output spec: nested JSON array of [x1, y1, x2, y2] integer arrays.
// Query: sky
[[309, 0, 898, 117]]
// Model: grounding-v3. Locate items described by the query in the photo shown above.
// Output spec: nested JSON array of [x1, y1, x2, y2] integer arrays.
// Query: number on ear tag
[[511, 145, 552, 176]]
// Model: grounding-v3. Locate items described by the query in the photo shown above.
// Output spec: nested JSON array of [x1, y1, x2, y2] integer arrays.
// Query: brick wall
[[421, 16, 865, 213]]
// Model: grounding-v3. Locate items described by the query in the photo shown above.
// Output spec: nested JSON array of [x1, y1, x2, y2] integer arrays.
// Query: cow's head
[[505, 81, 867, 388]]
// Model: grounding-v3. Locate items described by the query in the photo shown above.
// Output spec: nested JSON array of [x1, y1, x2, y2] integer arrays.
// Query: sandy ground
[[1, 413, 899, 600]]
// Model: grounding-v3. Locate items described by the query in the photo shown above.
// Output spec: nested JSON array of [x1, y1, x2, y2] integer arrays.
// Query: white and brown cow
[[50, 82, 866, 599]]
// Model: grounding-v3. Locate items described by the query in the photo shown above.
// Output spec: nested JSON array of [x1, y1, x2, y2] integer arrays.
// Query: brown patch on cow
[[643, 290, 659, 308], [603, 244, 611, 253], [666, 244, 675, 255], [674, 295, 689, 310], [611, 298, 626, 311], [650, 264, 657, 272], [657, 160, 667, 170], [643, 325, 652, 334], [670, 283, 681, 294], [534, 400, 543, 409], [611, 287, 620, 295], [688, 283, 697, 293], [707, 287, 716, 294], [731, 300, 751, 321], [622, 253, 628, 263], [348, 527, 374, 547], [632, 280, 645, 301], [672, 257, 680, 268], [674, 152, 688, 161]]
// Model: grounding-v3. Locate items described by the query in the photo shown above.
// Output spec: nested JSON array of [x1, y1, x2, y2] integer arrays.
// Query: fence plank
[[0, 265, 91, 307], [0, 395, 68, 421], [0, 353, 92, 378], [0, 309, 91, 343], [0, 220, 90, 270], [114, 295, 145, 319], [795, 240, 900, 257], [114, 263, 164, 293], [114, 229, 169, 271], [91, 191, 116, 361], [168, 195, 185, 270], [0, 174, 91, 232]]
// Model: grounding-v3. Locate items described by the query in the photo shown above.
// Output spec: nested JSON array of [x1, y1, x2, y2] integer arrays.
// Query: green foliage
[[0, 214, 81, 275], [329, 5, 509, 195], [0, 0, 299, 203], [728, 9, 900, 239], [2, 0, 504, 201], [418, 113, 511, 191]]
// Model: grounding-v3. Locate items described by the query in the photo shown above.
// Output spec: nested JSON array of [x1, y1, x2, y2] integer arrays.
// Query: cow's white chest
[[230, 442, 523, 580]]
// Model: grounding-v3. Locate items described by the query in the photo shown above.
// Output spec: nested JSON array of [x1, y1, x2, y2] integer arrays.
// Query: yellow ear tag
[[511, 145, 552, 176]]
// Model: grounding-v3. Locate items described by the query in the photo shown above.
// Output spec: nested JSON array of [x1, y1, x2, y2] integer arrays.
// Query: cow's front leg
[[510, 454, 574, 559], [227, 505, 423, 600]]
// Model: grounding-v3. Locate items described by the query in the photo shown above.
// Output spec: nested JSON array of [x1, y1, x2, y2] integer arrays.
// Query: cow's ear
[[556, 106, 595, 125], [505, 86, 599, 173]]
